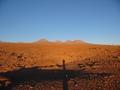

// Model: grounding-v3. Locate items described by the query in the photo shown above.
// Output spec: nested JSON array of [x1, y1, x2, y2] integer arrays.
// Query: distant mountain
[[64, 40, 87, 44], [35, 39, 49, 43], [54, 40, 64, 44], [0, 40, 4, 43], [34, 39, 87, 44]]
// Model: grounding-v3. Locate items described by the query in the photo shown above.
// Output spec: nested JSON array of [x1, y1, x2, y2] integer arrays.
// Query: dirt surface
[[0, 42, 120, 90]]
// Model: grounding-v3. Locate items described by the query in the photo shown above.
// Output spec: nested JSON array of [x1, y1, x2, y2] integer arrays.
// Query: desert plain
[[0, 40, 120, 90]]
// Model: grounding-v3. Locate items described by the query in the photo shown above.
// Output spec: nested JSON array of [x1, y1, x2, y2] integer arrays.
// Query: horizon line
[[0, 39, 120, 46]]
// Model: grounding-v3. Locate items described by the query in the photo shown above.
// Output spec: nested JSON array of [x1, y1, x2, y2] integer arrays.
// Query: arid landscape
[[0, 40, 120, 90]]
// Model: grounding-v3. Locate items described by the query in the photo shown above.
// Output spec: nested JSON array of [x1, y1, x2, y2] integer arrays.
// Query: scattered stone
[[56, 64, 62, 67], [10, 52, 17, 56], [112, 56, 118, 59]]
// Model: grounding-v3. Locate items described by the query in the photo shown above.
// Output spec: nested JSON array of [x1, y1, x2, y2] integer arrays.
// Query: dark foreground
[[0, 67, 120, 90]]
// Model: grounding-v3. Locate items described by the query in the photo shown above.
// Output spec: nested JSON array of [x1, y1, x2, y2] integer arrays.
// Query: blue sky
[[0, 0, 120, 44]]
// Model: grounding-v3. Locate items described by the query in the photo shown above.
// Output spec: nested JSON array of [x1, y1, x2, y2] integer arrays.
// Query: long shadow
[[0, 67, 111, 90]]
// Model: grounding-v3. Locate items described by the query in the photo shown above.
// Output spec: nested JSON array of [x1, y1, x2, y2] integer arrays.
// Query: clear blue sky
[[0, 0, 120, 44]]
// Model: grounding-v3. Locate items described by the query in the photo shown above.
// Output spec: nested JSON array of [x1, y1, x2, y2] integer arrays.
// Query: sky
[[0, 0, 120, 44]]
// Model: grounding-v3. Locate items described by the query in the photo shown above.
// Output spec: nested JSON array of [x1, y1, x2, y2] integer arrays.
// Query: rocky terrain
[[0, 41, 120, 90]]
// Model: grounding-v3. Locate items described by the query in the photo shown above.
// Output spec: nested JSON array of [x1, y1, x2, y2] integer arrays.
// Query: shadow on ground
[[0, 67, 111, 90]]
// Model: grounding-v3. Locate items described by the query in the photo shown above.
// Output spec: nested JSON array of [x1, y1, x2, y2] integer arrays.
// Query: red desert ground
[[0, 39, 120, 90]]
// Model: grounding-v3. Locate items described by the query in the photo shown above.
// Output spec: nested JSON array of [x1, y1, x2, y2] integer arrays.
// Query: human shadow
[[0, 66, 111, 90]]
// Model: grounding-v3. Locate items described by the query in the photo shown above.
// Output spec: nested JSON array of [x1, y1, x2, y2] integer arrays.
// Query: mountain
[[53, 40, 63, 44], [34, 39, 87, 44], [35, 39, 49, 43], [64, 40, 87, 44]]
